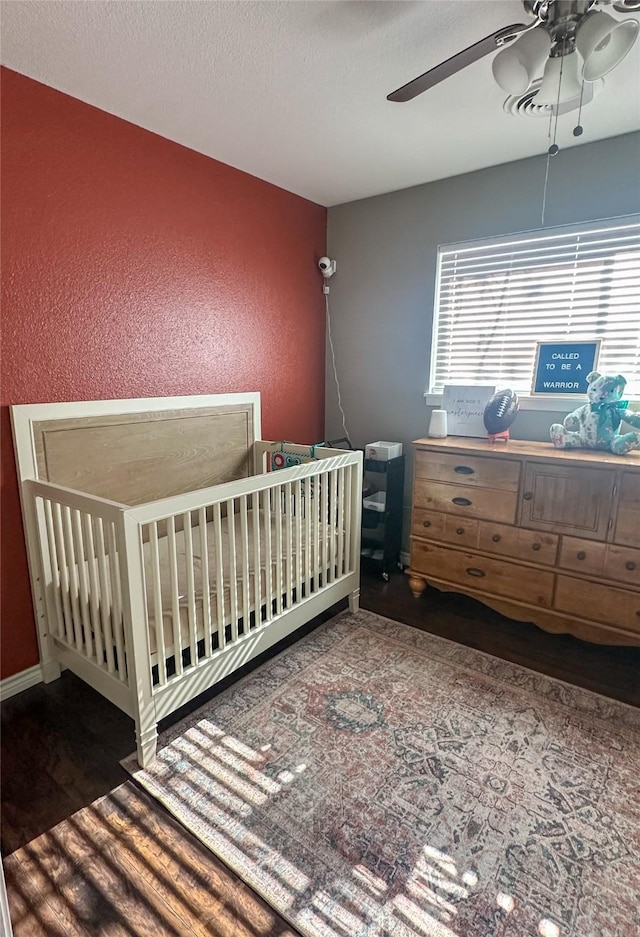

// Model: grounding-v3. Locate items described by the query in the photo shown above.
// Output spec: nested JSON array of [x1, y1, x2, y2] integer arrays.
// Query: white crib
[[11, 394, 362, 767]]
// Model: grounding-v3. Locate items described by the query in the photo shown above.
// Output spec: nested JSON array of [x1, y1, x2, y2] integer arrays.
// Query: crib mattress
[[143, 509, 340, 656], [52, 508, 341, 662]]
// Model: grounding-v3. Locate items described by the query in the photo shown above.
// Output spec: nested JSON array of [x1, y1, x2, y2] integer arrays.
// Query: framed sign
[[531, 340, 601, 395], [441, 384, 496, 437]]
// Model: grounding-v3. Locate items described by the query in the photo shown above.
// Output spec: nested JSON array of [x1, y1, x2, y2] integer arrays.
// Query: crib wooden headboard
[[11, 393, 261, 505]]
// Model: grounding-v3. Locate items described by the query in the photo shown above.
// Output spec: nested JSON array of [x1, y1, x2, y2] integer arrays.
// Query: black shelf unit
[[361, 455, 405, 581]]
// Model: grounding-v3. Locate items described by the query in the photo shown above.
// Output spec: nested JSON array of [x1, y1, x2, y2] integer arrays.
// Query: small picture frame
[[531, 340, 601, 396], [441, 385, 496, 437]]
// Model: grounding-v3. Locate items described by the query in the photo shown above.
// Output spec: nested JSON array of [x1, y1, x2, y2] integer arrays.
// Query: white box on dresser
[[407, 437, 640, 646]]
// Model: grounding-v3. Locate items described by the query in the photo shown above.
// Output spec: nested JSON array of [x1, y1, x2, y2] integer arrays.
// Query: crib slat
[[294, 479, 303, 603], [274, 484, 283, 615], [321, 471, 329, 588], [182, 511, 198, 668], [329, 468, 338, 583], [304, 477, 312, 597], [344, 465, 351, 575], [213, 502, 225, 650], [345, 463, 355, 573], [262, 488, 273, 623], [312, 474, 321, 594], [225, 499, 238, 641], [239, 497, 250, 631], [51, 502, 73, 644], [148, 522, 167, 685], [107, 521, 126, 682], [316, 472, 323, 592], [337, 467, 345, 578], [252, 491, 261, 627], [43, 499, 65, 639], [61, 505, 82, 651], [167, 516, 184, 676], [72, 508, 93, 661], [83, 514, 104, 667], [94, 517, 116, 675], [284, 482, 293, 609], [198, 508, 213, 659]]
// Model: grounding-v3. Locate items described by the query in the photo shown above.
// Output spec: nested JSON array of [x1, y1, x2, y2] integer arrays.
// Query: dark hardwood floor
[[3, 572, 639, 935]]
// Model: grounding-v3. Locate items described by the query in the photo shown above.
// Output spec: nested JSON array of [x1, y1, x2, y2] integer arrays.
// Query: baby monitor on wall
[[318, 257, 336, 278]]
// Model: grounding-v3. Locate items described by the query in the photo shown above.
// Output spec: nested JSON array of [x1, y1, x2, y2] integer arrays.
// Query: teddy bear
[[550, 372, 640, 456]]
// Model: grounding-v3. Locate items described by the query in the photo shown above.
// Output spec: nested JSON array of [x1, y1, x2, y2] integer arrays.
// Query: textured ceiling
[[1, 0, 639, 206]]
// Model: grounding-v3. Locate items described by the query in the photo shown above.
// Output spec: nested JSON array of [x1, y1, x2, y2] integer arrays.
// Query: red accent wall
[[0, 67, 327, 680]]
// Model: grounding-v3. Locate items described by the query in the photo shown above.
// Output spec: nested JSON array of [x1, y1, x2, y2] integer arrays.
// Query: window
[[429, 216, 640, 398]]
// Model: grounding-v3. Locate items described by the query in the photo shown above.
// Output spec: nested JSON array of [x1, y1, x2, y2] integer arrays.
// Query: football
[[483, 388, 519, 436]]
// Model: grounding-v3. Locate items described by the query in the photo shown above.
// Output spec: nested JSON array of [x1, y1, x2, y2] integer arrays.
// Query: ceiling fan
[[387, 0, 640, 108]]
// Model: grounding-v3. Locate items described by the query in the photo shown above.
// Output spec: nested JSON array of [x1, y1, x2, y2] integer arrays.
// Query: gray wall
[[326, 131, 640, 550]]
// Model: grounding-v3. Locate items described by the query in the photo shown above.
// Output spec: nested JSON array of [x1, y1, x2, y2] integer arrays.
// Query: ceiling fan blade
[[387, 23, 528, 102]]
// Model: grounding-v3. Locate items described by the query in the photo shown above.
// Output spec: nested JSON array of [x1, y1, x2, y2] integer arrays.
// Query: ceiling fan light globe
[[536, 51, 584, 104], [576, 11, 639, 80], [492, 26, 551, 93], [492, 47, 530, 92]]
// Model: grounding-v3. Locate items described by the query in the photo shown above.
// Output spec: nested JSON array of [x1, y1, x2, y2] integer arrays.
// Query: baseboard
[[0, 664, 42, 702], [400, 550, 410, 568]]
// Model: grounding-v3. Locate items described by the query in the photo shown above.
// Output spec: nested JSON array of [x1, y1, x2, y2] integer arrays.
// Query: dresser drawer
[[413, 479, 517, 524], [478, 522, 558, 566], [414, 451, 520, 491], [411, 508, 446, 540], [604, 544, 640, 588], [555, 576, 640, 633], [410, 541, 554, 608], [443, 515, 479, 549], [559, 537, 607, 577], [411, 510, 479, 548], [559, 537, 640, 588]]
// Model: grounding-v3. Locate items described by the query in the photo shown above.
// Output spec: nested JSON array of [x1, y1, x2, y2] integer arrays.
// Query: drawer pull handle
[[454, 465, 475, 475], [523, 492, 533, 501], [466, 567, 486, 578], [626, 561, 636, 571], [577, 551, 587, 560], [452, 497, 472, 506], [456, 527, 465, 535], [422, 520, 432, 528], [492, 534, 501, 543], [532, 543, 541, 552]]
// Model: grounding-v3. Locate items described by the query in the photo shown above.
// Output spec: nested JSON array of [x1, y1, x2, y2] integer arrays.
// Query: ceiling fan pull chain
[[541, 108, 554, 227], [547, 39, 565, 157], [573, 80, 586, 137], [542, 36, 566, 227]]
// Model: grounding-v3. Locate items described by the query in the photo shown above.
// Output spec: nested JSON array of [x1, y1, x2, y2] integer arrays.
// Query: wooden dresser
[[407, 437, 640, 645]]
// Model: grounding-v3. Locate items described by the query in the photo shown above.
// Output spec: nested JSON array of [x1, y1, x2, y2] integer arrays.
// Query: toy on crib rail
[[550, 372, 640, 456]]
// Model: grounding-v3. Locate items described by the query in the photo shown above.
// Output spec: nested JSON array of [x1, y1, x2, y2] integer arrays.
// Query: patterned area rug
[[125, 610, 640, 937]]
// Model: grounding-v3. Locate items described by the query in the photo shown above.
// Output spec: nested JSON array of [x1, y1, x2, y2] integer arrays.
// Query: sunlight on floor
[[496, 891, 515, 913], [352, 864, 388, 897], [161, 725, 477, 936], [461, 870, 478, 888], [136, 721, 572, 937], [539, 918, 561, 937], [391, 893, 461, 936], [5, 784, 287, 937]]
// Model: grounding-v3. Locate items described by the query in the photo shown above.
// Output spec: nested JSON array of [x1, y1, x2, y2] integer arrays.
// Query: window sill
[[424, 393, 640, 412]]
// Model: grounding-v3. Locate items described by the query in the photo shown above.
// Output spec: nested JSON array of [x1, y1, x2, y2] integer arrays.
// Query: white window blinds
[[430, 217, 640, 396]]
